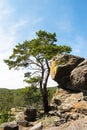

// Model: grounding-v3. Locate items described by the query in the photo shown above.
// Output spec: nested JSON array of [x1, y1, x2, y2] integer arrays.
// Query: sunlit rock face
[[50, 54, 84, 91]]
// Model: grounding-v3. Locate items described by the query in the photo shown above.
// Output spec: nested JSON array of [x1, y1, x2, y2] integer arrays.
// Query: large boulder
[[50, 54, 84, 91], [15, 108, 37, 127], [24, 108, 37, 121], [70, 60, 87, 91]]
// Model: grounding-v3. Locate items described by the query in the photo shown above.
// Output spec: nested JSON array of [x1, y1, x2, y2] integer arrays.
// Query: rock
[[60, 92, 83, 112], [17, 120, 29, 127], [48, 85, 87, 130], [71, 60, 87, 91], [50, 54, 84, 91], [50, 88, 72, 111], [3, 121, 18, 130], [73, 101, 87, 115], [54, 112, 79, 127], [48, 117, 87, 130], [29, 122, 43, 130], [15, 112, 24, 122], [24, 108, 37, 121], [51, 88, 87, 120], [15, 108, 37, 127], [70, 113, 79, 120], [54, 118, 67, 126], [15, 112, 29, 127], [4, 125, 18, 130]]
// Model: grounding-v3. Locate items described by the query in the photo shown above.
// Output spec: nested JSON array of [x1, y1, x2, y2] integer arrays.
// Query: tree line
[[0, 87, 56, 123]]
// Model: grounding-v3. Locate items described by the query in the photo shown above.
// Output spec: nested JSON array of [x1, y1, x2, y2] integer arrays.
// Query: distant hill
[[0, 86, 57, 108]]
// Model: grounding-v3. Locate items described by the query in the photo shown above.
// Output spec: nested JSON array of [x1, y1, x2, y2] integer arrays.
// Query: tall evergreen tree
[[4, 30, 71, 113]]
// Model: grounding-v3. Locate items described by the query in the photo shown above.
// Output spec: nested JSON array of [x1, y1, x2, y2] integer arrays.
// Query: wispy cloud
[[1, 0, 86, 89], [0, 0, 15, 52], [0, 0, 15, 21], [0, 1, 27, 88], [12, 20, 28, 29], [0, 0, 44, 89], [0, 6, 39, 52]]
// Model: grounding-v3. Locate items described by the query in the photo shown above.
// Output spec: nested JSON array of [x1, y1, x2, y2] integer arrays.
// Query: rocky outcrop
[[50, 54, 85, 91], [49, 88, 87, 130], [48, 66, 87, 130]]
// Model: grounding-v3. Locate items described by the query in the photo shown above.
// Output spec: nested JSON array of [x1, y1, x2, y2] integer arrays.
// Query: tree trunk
[[42, 88, 49, 113], [40, 59, 50, 114]]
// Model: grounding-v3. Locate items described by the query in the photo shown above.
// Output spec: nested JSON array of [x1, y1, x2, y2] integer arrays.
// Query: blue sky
[[0, 0, 87, 89]]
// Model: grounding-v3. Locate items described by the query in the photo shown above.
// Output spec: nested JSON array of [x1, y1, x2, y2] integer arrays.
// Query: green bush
[[0, 111, 9, 123]]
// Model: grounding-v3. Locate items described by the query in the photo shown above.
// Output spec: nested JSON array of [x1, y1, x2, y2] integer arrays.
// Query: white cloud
[[12, 20, 28, 30], [0, 0, 58, 89], [0, 9, 28, 52], [0, 0, 44, 89], [0, 28, 16, 52], [0, 1, 28, 89], [0, 0, 15, 21], [0, 1, 16, 52], [0, 0, 7, 8], [0, 52, 26, 89]]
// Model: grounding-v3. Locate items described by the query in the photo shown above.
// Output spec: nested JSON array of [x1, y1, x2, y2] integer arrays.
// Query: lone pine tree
[[4, 30, 71, 113]]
